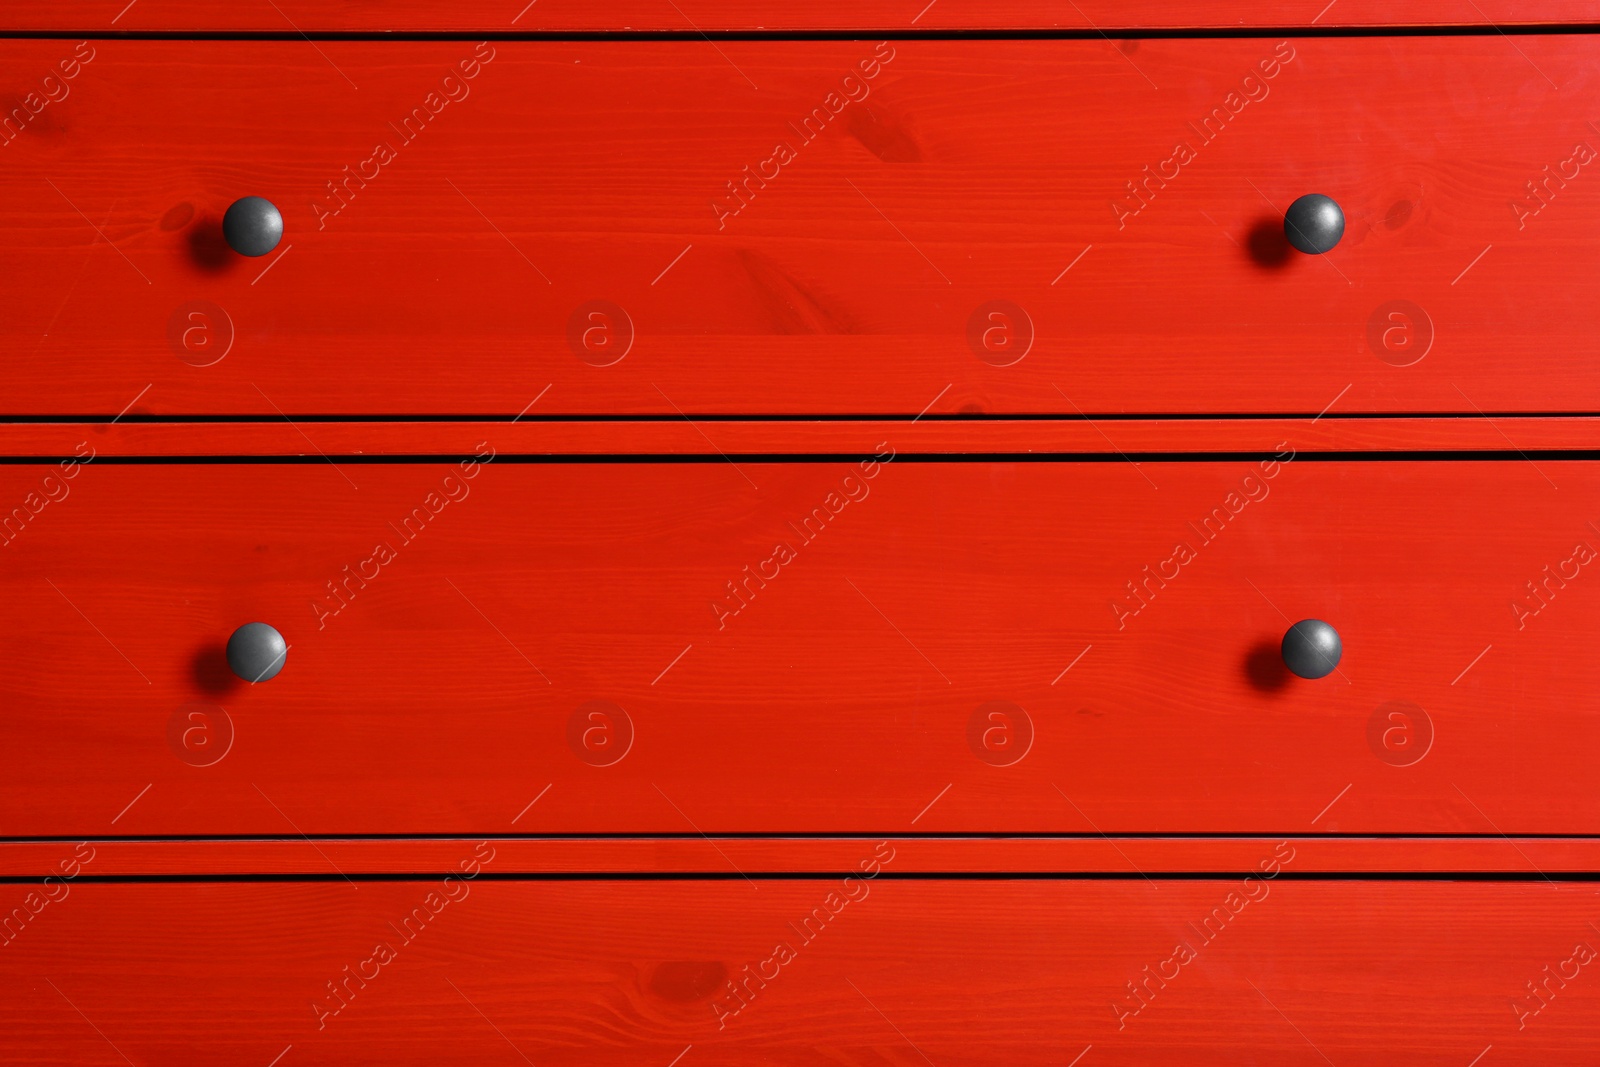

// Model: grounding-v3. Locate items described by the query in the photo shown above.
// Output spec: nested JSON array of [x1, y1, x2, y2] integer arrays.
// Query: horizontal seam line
[[6, 833, 1600, 842], [4, 413, 1600, 423], [5, 451, 1600, 463], [4, 26, 1600, 41], [2, 871, 1596, 883], [3, 412, 1600, 422]]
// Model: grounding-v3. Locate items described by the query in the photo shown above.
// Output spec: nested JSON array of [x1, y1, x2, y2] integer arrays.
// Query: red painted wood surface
[[1, 459, 1595, 836], [3, 879, 1597, 1063], [6, 1, 1600, 30], [5, 37, 1600, 416], [3, 836, 1600, 876], [3, 416, 1600, 457]]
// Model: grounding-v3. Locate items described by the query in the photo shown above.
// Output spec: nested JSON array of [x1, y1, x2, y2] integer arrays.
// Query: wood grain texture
[[5, 37, 1600, 415], [4, 836, 1600, 876], [4, 417, 1600, 457], [1, 459, 1596, 836], [3, 879, 1598, 1064], [5, 1, 1600, 30]]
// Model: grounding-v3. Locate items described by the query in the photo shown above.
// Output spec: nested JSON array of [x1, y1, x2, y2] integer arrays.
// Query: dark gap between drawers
[[5, 451, 1600, 463], [7, 832, 1600, 842], [9, 27, 1600, 42], [7, 412, 1600, 422], [3, 871, 1597, 883]]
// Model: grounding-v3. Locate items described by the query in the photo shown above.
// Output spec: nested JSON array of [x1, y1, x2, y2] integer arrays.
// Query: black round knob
[[227, 622, 287, 682], [1283, 194, 1344, 255], [222, 196, 283, 257], [1281, 619, 1341, 679]]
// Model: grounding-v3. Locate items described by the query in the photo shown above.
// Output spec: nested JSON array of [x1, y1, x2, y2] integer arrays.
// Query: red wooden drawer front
[[5, 37, 1600, 416], [3, 878, 1597, 1063], [6, 2, 1600, 30], [2, 458, 1597, 836]]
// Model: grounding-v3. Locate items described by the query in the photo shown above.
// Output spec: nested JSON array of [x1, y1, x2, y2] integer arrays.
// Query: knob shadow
[[1244, 638, 1291, 692], [1244, 216, 1293, 269], [191, 641, 240, 696], [185, 214, 234, 274]]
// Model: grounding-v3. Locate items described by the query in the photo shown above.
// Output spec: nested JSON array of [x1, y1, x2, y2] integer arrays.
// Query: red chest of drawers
[[5, 5, 1600, 1063]]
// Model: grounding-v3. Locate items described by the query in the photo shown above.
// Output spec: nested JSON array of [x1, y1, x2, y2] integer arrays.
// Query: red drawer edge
[[2, 836, 1598, 877], [3, 416, 1600, 456], [5, 2, 1600, 32]]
